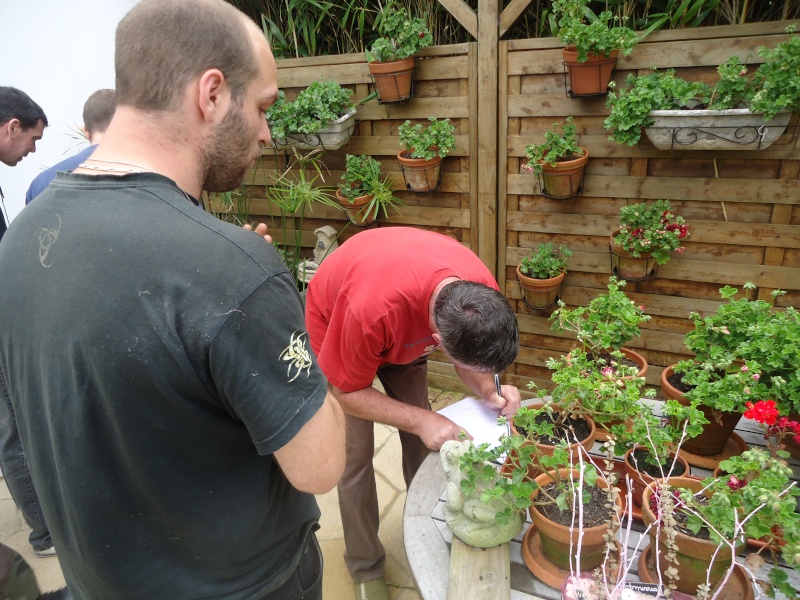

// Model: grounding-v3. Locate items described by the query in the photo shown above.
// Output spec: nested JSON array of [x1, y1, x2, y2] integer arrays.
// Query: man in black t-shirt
[[0, 2, 345, 599]]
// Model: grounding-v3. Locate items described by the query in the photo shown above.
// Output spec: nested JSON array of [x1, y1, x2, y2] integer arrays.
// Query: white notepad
[[436, 396, 508, 450]]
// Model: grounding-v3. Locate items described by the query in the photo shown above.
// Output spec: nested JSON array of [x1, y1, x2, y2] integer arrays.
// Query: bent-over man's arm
[[332, 385, 470, 452], [274, 389, 345, 494]]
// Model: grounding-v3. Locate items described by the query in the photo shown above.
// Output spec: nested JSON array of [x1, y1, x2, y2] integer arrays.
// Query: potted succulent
[[397, 117, 455, 192], [266, 80, 356, 151], [522, 117, 588, 200], [604, 30, 800, 150], [610, 199, 689, 281], [365, 0, 433, 102], [550, 276, 650, 377], [516, 242, 572, 309], [336, 154, 403, 226], [552, 0, 639, 96]]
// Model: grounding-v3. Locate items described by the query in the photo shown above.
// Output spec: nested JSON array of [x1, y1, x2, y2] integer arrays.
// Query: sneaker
[[354, 577, 389, 600], [33, 545, 56, 558]]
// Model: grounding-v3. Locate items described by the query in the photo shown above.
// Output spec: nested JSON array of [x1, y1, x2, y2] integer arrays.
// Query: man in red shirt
[[305, 227, 521, 600]]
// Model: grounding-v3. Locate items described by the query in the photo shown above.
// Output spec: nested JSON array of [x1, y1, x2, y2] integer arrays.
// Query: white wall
[[0, 0, 139, 222]]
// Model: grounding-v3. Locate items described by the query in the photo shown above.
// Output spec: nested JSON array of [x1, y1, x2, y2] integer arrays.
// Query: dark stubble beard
[[202, 99, 259, 193]]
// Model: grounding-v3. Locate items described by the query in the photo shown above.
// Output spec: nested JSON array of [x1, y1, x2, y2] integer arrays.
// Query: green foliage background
[[226, 0, 800, 59]]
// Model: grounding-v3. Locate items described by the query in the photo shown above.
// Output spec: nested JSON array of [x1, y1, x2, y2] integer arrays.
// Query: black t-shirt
[[0, 172, 327, 599]]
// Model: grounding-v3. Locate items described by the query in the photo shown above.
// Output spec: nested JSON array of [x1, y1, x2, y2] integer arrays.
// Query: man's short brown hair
[[115, 0, 259, 110], [82, 89, 116, 135]]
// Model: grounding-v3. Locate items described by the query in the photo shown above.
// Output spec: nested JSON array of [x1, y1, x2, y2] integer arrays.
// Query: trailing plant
[[550, 276, 651, 356], [265, 80, 354, 142], [518, 242, 572, 279], [398, 117, 456, 160], [751, 25, 800, 120], [265, 149, 339, 288], [613, 199, 689, 265], [522, 117, 585, 176], [365, 0, 433, 63], [552, 0, 639, 62], [338, 154, 404, 221]]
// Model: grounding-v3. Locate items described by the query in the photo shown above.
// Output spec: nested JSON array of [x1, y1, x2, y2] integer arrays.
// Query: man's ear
[[81, 126, 91, 142], [5, 118, 21, 137], [196, 68, 229, 124]]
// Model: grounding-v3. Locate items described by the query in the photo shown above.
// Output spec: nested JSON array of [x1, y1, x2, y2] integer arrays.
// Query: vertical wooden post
[[476, 0, 500, 274]]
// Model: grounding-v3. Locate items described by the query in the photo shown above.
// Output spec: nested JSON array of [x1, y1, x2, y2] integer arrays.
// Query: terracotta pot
[[509, 408, 596, 480], [529, 468, 619, 573], [670, 386, 742, 457], [515, 265, 565, 309], [661, 364, 687, 402], [367, 56, 414, 102], [641, 477, 741, 595], [623, 447, 690, 508], [610, 229, 657, 281], [335, 189, 376, 226], [539, 147, 589, 200], [562, 46, 618, 96], [397, 151, 442, 192]]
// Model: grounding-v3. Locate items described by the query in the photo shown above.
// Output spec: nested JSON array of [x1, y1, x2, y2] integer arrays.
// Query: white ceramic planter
[[644, 108, 791, 151], [272, 108, 357, 151]]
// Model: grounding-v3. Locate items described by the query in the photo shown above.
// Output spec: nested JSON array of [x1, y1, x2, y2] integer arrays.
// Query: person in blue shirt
[[26, 89, 115, 204]]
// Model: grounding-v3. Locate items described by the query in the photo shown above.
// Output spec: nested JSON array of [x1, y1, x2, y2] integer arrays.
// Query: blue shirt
[[25, 145, 97, 204]]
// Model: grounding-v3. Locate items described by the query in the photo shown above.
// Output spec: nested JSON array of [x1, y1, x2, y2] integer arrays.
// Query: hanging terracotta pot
[[335, 189, 376, 226], [515, 266, 566, 309], [397, 151, 442, 192], [623, 447, 690, 508], [538, 147, 589, 200], [641, 477, 745, 596], [528, 468, 620, 575], [609, 229, 658, 281], [562, 46, 619, 96], [367, 56, 414, 103]]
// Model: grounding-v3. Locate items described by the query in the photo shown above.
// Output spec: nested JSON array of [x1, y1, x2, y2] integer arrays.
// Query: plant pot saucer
[[522, 523, 572, 588], [638, 544, 754, 600], [680, 432, 747, 469], [521, 523, 620, 589]]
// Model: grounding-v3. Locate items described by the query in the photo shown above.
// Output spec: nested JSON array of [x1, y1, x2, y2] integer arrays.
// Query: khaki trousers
[[337, 357, 431, 582]]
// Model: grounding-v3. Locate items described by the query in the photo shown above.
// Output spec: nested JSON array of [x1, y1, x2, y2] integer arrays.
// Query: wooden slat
[[499, 0, 536, 39], [447, 539, 511, 600], [438, 0, 478, 39]]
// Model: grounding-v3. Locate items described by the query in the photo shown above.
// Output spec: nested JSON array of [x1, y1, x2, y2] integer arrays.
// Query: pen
[[494, 374, 512, 438]]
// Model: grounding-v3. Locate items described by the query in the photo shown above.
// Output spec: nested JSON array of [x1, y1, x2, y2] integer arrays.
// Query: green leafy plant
[[751, 25, 800, 120], [613, 199, 689, 265], [365, 0, 433, 63], [605, 31, 799, 146], [338, 154, 404, 220], [675, 283, 800, 415], [522, 117, 585, 176], [518, 242, 572, 279], [398, 117, 456, 160], [265, 149, 339, 288], [531, 348, 649, 433], [550, 276, 651, 356], [265, 80, 354, 142], [552, 0, 639, 62]]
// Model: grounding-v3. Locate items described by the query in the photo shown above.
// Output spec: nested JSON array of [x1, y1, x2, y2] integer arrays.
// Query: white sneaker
[[34, 545, 56, 558]]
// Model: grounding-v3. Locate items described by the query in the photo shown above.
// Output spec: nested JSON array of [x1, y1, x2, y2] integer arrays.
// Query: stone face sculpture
[[313, 225, 339, 265], [440, 440, 524, 548]]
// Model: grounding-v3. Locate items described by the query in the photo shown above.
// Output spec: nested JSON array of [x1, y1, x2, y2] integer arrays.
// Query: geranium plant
[[674, 283, 793, 415], [523, 117, 585, 176], [550, 276, 651, 357], [518, 242, 572, 279], [265, 80, 354, 141], [398, 117, 456, 160], [605, 29, 800, 146], [613, 199, 689, 265], [365, 0, 433, 63], [551, 0, 639, 62]]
